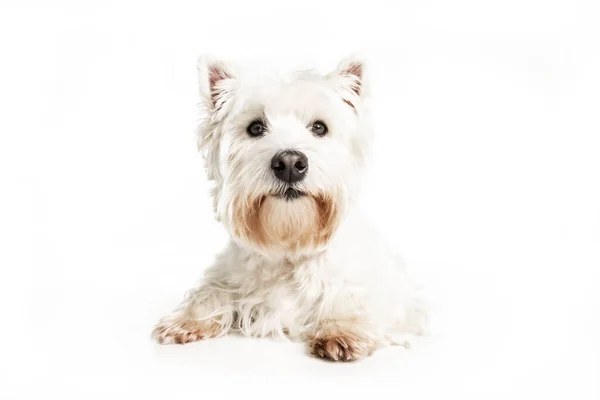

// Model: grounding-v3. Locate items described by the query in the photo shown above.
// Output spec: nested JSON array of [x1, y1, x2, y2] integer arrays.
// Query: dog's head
[[197, 55, 371, 256]]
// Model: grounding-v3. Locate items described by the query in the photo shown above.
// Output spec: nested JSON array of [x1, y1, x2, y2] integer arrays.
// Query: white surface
[[2, 1, 599, 399]]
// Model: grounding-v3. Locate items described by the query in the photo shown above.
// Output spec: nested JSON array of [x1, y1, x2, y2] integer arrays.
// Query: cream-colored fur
[[152, 55, 427, 361]]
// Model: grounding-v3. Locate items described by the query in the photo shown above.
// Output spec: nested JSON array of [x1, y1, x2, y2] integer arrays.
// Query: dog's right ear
[[196, 57, 238, 185], [197, 56, 237, 112]]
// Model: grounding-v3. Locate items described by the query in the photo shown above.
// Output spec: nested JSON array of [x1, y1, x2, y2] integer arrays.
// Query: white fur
[[153, 55, 427, 361]]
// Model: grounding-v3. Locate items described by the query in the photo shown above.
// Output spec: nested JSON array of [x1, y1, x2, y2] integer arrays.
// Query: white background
[[2, 1, 599, 399]]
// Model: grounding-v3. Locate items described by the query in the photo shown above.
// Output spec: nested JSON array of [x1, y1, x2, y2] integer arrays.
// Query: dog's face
[[197, 56, 371, 256]]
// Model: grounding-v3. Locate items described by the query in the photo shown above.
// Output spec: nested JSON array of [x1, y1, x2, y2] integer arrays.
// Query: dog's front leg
[[152, 282, 235, 345], [308, 290, 379, 362], [309, 317, 378, 362]]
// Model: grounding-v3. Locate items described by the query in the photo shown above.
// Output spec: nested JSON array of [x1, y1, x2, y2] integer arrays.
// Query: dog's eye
[[311, 120, 328, 137], [247, 120, 266, 137]]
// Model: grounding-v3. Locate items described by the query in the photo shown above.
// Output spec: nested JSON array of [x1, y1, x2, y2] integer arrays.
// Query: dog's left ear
[[328, 54, 368, 111]]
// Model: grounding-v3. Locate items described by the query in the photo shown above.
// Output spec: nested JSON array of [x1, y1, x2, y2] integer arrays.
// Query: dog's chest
[[238, 255, 332, 337], [260, 257, 326, 307]]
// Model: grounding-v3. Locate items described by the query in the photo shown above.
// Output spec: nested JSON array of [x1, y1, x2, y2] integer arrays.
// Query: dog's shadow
[[151, 331, 416, 374]]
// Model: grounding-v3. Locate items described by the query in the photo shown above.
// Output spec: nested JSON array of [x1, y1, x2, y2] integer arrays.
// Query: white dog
[[152, 55, 427, 361]]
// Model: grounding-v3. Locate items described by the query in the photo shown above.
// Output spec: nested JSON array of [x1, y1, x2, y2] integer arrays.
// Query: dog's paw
[[309, 331, 376, 362], [152, 319, 221, 345]]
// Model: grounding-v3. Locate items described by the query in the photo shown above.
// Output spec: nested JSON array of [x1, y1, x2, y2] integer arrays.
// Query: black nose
[[271, 150, 308, 183]]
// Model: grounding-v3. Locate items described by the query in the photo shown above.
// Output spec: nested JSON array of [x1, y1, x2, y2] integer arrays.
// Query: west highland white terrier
[[152, 55, 427, 361]]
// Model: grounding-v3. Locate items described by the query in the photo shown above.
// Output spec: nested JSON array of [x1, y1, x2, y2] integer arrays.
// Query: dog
[[152, 55, 427, 361]]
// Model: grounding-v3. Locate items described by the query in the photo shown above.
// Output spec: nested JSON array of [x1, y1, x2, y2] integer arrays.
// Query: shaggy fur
[[152, 55, 427, 361]]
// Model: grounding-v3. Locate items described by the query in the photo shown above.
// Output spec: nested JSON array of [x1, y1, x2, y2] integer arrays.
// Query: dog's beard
[[230, 189, 340, 254]]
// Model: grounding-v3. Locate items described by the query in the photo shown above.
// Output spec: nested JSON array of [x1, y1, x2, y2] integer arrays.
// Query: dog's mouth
[[274, 187, 306, 201]]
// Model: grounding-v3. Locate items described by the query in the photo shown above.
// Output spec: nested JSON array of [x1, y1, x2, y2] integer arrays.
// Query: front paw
[[152, 318, 221, 345], [309, 330, 376, 362]]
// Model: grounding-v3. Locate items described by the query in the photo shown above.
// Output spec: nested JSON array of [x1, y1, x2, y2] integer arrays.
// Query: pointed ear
[[197, 55, 237, 111], [328, 54, 368, 112], [333, 54, 367, 96]]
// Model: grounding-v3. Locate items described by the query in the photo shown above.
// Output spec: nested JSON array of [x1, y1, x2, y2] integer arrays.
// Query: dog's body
[[153, 55, 426, 361]]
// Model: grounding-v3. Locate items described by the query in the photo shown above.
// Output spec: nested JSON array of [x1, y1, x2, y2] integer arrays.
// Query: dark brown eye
[[311, 120, 328, 136], [247, 120, 266, 137]]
